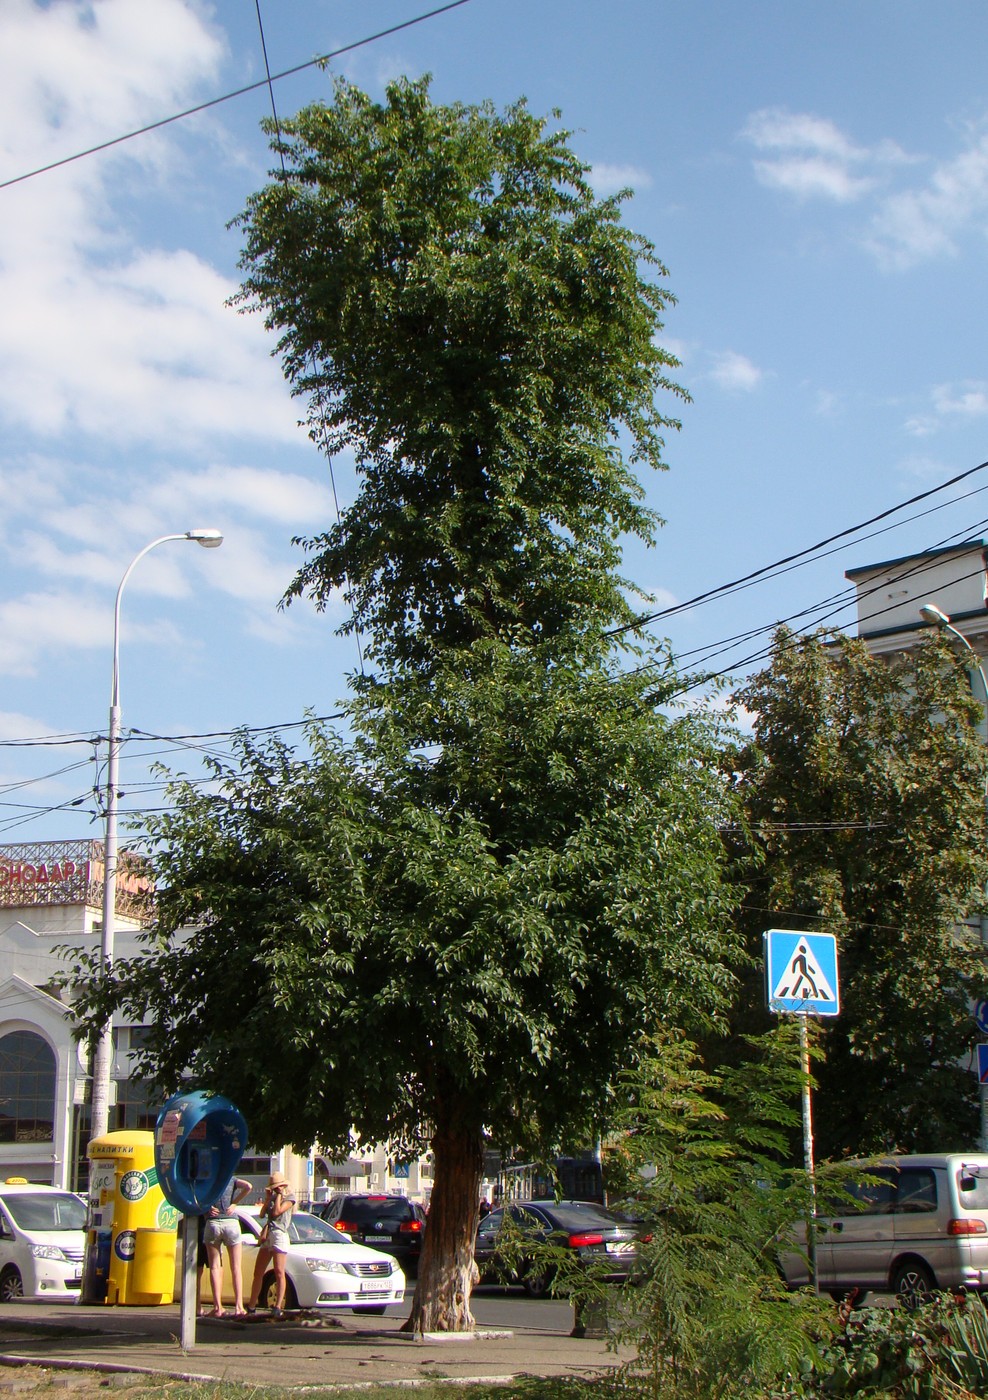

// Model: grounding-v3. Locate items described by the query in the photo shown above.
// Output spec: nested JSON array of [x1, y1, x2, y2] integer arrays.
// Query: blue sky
[[2, 0, 988, 843]]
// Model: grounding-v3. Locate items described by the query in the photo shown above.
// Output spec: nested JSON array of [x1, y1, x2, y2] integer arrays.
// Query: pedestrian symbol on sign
[[773, 938, 836, 1005], [764, 929, 840, 1016]]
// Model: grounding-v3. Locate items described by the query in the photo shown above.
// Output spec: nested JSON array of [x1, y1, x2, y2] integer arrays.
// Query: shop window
[[0, 1031, 55, 1144]]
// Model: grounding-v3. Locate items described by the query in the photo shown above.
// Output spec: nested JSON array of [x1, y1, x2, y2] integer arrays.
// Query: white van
[[0, 1181, 86, 1300], [783, 1153, 988, 1304]]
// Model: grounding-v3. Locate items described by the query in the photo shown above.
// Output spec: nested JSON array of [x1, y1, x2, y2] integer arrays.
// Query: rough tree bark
[[403, 1098, 484, 1333]]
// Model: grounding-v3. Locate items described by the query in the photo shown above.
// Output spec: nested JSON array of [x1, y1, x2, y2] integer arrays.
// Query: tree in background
[[728, 627, 988, 1157], [71, 79, 746, 1332]]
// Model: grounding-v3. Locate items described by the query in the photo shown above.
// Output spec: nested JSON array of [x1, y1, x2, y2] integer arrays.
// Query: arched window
[[0, 1031, 55, 1144]]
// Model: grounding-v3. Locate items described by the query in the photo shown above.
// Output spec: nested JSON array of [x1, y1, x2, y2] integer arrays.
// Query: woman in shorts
[[202, 1174, 252, 1316], [246, 1172, 296, 1316]]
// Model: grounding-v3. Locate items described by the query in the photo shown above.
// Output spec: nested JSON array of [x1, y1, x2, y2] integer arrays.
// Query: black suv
[[312, 1194, 427, 1276]]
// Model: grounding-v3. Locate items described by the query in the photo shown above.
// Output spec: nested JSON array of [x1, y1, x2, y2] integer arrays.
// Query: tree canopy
[[86, 643, 742, 1327], [233, 75, 686, 670], [729, 627, 988, 1155]]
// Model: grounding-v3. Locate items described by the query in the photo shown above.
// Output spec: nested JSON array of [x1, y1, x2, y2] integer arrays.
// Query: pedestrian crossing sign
[[764, 929, 840, 1017]]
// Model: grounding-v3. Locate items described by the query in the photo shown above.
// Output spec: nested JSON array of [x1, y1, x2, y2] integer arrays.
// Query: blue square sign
[[977, 1044, 988, 1085], [764, 929, 840, 1017]]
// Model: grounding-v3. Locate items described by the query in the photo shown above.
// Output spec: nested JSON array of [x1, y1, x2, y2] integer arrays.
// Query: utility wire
[[610, 457, 988, 637], [0, 0, 472, 192]]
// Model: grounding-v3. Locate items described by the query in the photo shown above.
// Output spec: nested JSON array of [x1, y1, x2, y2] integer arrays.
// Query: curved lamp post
[[89, 530, 224, 1145], [920, 601, 988, 1151]]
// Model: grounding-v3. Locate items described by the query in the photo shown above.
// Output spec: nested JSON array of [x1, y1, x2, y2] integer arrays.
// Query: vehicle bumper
[[30, 1264, 83, 1297]]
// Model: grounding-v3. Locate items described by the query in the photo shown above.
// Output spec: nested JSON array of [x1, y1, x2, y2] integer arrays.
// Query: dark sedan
[[311, 1194, 427, 1276], [474, 1199, 641, 1297]]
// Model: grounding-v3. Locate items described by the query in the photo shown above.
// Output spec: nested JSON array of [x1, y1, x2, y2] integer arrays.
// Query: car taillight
[[948, 1218, 988, 1235], [335, 1220, 357, 1233], [399, 1220, 423, 1234], [568, 1232, 605, 1247]]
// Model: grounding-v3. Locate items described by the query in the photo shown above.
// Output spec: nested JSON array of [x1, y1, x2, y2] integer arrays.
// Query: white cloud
[[752, 156, 874, 203], [708, 351, 764, 393], [866, 129, 988, 269], [745, 106, 988, 272], [590, 162, 654, 196], [0, 711, 68, 742], [0, 0, 300, 453], [743, 107, 913, 204], [905, 380, 988, 436], [0, 590, 109, 677]]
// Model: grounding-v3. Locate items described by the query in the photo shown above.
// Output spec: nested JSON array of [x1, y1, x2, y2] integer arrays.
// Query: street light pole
[[919, 601, 988, 1152], [88, 529, 223, 1145]]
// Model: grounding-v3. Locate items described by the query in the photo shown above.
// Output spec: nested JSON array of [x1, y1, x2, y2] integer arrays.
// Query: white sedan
[[201, 1208, 405, 1313]]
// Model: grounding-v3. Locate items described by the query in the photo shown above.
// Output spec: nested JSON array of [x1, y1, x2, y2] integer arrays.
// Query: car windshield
[[1, 1192, 85, 1231], [290, 1212, 350, 1245], [340, 1200, 415, 1223]]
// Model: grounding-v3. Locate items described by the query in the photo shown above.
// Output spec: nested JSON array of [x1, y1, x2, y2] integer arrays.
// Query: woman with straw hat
[[246, 1171, 296, 1316]]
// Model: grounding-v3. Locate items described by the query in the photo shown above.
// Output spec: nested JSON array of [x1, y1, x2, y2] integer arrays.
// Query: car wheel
[[260, 1273, 299, 1311], [522, 1265, 552, 1299], [892, 1259, 935, 1310], [0, 1266, 22, 1302]]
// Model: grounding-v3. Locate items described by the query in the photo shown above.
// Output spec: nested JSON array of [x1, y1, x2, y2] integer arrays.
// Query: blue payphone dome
[[154, 1090, 247, 1215]]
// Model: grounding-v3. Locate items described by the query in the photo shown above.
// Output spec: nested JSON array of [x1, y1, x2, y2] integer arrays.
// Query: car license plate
[[359, 1284, 389, 1294], [606, 1241, 634, 1254], [366, 1234, 392, 1242]]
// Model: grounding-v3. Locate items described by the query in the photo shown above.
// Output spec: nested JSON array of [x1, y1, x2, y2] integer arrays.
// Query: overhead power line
[[0, 0, 472, 192], [610, 457, 988, 638]]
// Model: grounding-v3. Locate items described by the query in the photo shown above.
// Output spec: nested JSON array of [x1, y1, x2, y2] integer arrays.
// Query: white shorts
[[203, 1217, 241, 1249], [267, 1225, 290, 1255]]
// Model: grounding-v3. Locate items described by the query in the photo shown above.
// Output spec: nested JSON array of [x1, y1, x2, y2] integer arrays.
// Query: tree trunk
[[402, 1101, 483, 1333]]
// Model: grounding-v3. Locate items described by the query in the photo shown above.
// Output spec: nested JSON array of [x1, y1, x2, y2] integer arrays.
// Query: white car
[[203, 1208, 405, 1313], [0, 1182, 86, 1300]]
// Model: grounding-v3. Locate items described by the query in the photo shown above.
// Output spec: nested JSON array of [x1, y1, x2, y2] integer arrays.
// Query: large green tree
[[729, 627, 988, 1156], [73, 77, 744, 1332], [82, 645, 742, 1329]]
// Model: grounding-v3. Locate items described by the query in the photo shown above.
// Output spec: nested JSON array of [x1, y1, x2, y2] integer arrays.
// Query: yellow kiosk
[[85, 1131, 179, 1305]]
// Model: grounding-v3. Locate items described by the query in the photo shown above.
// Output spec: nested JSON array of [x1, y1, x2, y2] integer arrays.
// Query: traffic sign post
[[763, 929, 841, 1295], [975, 1045, 988, 1153]]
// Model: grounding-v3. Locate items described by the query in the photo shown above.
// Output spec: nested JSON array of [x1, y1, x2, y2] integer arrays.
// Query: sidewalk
[[0, 1302, 630, 1390]]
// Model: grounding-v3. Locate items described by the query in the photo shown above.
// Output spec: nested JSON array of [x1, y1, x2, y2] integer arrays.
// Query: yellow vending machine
[[84, 1131, 180, 1305]]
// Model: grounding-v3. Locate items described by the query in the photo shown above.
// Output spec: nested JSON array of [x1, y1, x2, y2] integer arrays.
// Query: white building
[[846, 538, 988, 659]]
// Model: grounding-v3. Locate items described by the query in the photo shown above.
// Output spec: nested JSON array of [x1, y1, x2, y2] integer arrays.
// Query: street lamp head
[[920, 603, 951, 627], [186, 528, 223, 548]]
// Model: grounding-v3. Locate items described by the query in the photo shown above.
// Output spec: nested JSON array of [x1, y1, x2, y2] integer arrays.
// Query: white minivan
[[0, 1181, 86, 1300], [783, 1153, 988, 1305]]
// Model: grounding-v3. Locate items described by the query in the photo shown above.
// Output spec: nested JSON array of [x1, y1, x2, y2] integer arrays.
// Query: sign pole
[[798, 1016, 818, 1293], [180, 1214, 198, 1352]]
